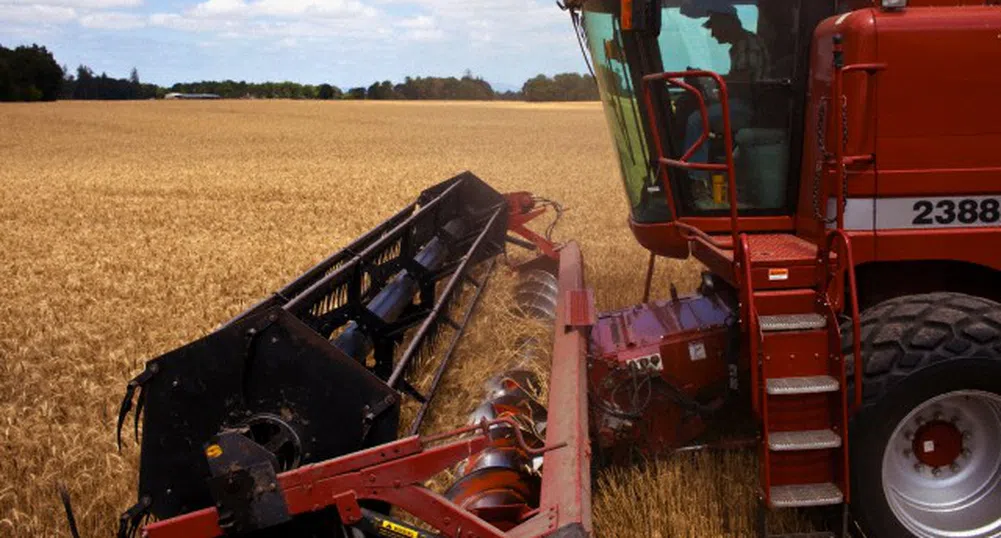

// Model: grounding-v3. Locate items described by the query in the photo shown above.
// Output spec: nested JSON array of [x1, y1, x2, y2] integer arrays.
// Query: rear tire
[[846, 292, 1001, 538]]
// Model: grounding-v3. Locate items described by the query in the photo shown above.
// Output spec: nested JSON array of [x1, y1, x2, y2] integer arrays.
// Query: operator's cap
[[701, 4, 738, 28]]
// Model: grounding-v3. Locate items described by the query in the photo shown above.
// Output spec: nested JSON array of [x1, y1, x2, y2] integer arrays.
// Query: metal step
[[764, 528, 836, 532], [760, 313, 827, 332], [766, 375, 839, 396], [769, 429, 842, 451], [770, 483, 843, 508]]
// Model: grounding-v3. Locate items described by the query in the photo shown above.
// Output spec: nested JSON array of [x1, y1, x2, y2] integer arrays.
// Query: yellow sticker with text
[[379, 520, 419, 538]]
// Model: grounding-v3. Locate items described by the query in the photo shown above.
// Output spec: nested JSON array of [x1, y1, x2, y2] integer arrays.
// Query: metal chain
[[811, 95, 850, 225], [811, 97, 833, 223], [840, 95, 849, 215]]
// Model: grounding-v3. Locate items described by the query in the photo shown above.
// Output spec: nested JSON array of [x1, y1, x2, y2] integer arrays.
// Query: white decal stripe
[[825, 196, 1001, 231]]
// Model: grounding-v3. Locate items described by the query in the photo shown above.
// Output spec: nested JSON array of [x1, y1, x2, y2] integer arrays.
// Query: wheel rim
[[882, 390, 1001, 537]]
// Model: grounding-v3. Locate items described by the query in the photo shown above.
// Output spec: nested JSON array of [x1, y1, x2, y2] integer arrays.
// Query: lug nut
[[950, 463, 961, 473], [915, 415, 926, 426], [932, 467, 942, 477], [903, 449, 912, 457], [933, 411, 943, 420], [962, 431, 972, 441], [914, 463, 924, 472], [962, 448, 972, 459], [904, 430, 913, 441]]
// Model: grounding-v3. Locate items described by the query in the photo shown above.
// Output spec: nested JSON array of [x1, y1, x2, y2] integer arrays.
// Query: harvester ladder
[[738, 230, 861, 538]]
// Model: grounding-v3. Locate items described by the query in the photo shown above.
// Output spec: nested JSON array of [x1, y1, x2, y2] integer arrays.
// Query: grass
[[0, 99, 787, 537]]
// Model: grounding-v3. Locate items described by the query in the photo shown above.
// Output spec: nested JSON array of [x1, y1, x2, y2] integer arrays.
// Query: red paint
[[913, 421, 963, 468], [589, 292, 732, 456]]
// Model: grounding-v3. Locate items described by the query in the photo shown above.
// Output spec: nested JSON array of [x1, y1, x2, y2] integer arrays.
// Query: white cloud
[[79, 10, 144, 29], [189, 0, 377, 20], [3, 0, 141, 7], [0, 4, 77, 24], [395, 15, 443, 41]]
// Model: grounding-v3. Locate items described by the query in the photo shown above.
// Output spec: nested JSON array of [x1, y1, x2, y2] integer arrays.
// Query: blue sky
[[0, 0, 587, 88]]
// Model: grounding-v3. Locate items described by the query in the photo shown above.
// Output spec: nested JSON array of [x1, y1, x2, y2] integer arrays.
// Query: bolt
[[914, 463, 924, 472], [963, 431, 972, 441], [904, 430, 913, 441], [932, 467, 942, 477], [393, 479, 402, 488], [962, 448, 972, 459], [915, 415, 926, 425], [903, 449, 912, 457], [369, 475, 376, 483], [950, 463, 961, 473], [444, 517, 451, 525], [933, 411, 943, 420]]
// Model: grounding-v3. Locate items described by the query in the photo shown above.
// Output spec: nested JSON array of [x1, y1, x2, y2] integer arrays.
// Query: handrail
[[736, 234, 761, 414], [830, 34, 886, 229], [822, 229, 862, 410], [641, 70, 741, 249]]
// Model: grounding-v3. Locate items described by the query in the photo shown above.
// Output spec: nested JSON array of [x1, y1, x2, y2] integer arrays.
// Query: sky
[[0, 0, 588, 89]]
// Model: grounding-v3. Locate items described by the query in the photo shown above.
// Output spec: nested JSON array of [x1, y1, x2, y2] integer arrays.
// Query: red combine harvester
[[106, 0, 1001, 537]]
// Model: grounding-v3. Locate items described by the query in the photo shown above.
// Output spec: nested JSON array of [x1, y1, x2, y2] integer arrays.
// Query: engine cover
[[589, 292, 734, 458]]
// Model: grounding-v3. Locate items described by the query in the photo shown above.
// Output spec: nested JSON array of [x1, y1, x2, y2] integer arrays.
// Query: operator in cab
[[683, 4, 769, 178]]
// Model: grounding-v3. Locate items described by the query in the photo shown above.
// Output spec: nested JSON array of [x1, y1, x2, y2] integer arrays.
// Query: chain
[[840, 95, 849, 215], [811, 95, 850, 225], [811, 97, 833, 223]]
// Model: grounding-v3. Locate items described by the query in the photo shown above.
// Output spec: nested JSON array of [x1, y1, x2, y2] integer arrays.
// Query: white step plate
[[760, 313, 828, 332], [770, 483, 843, 508], [769, 429, 842, 451], [766, 375, 839, 396]]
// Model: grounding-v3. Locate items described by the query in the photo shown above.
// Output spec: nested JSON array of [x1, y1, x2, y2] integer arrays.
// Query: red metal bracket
[[505, 192, 559, 262], [563, 289, 596, 330], [142, 417, 564, 538]]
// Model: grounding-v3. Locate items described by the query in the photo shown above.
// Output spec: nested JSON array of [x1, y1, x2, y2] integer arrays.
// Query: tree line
[[1, 42, 598, 102]]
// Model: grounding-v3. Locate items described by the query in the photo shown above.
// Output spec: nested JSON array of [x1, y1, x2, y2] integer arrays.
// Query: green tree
[[0, 44, 62, 101]]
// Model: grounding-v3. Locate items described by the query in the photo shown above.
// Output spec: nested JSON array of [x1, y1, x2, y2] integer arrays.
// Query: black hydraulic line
[[332, 218, 467, 360]]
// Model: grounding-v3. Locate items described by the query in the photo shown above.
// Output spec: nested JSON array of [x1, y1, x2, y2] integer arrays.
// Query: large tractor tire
[[845, 292, 1001, 538]]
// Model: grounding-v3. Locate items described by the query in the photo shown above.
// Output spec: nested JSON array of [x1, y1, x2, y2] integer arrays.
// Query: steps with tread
[[768, 429, 842, 451], [766, 375, 839, 396], [769, 483, 843, 508], [760, 313, 827, 332]]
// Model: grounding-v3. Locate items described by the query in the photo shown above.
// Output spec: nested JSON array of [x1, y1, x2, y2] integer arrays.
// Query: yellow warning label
[[379, 520, 419, 538], [205, 444, 223, 458]]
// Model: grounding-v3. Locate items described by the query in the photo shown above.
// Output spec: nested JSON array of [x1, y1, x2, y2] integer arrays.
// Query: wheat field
[[1, 100, 790, 537]]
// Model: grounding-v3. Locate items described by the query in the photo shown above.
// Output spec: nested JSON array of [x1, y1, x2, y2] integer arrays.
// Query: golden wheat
[[0, 100, 793, 538]]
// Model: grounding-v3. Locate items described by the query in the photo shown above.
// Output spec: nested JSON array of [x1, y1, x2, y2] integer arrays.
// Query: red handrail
[[640, 70, 741, 249], [830, 35, 886, 229], [822, 229, 862, 410]]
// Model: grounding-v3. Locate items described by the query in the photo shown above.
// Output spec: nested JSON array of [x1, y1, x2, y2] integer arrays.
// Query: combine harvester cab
[[114, 172, 593, 538]]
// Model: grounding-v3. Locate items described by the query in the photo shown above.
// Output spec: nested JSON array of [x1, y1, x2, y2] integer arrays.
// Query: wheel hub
[[911, 420, 963, 469], [882, 390, 1001, 538]]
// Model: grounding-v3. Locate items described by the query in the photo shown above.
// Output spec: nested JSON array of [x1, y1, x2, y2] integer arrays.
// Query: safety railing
[[819, 229, 863, 410], [828, 34, 886, 229], [641, 70, 741, 250]]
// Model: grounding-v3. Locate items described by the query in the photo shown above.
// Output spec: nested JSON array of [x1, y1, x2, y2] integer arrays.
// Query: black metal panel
[[121, 172, 508, 529], [137, 307, 398, 520]]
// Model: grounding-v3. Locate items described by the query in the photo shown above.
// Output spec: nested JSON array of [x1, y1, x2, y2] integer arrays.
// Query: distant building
[[164, 92, 221, 100]]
